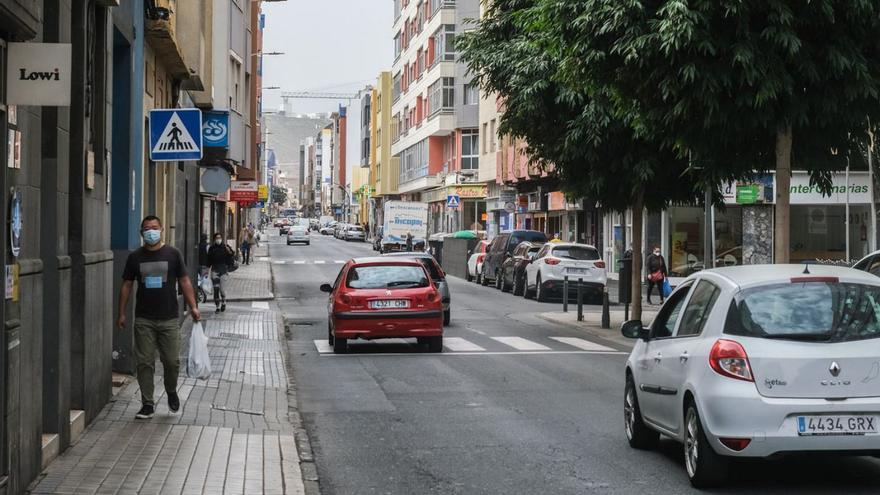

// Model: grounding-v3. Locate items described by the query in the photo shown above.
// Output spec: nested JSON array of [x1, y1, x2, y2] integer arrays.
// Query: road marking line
[[293, 260, 306, 264], [272, 260, 287, 265], [314, 260, 326, 264], [314, 340, 332, 353], [251, 301, 270, 310], [334, 260, 346, 264], [549, 337, 616, 352], [319, 350, 626, 357], [491, 337, 551, 351], [443, 337, 486, 352]]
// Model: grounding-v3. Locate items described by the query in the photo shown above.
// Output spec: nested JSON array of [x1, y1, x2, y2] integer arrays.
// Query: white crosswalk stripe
[[314, 260, 326, 264], [314, 340, 332, 353], [334, 260, 346, 264], [490, 337, 551, 351], [549, 337, 616, 352], [251, 301, 270, 310], [293, 260, 306, 264], [443, 337, 486, 352]]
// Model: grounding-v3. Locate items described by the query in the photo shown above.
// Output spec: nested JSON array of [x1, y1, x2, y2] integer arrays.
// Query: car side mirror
[[621, 320, 650, 341], [319, 284, 333, 293]]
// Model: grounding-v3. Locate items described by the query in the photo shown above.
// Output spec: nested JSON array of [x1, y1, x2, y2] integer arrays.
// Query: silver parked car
[[621, 264, 880, 488], [382, 252, 451, 325], [344, 225, 366, 242]]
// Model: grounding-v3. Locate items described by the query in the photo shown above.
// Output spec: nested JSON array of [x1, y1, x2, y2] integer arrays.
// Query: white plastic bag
[[200, 273, 213, 294], [187, 322, 212, 379]]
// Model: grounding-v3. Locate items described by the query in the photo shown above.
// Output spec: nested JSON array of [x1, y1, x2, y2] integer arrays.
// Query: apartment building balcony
[[145, 0, 190, 78], [397, 174, 441, 195]]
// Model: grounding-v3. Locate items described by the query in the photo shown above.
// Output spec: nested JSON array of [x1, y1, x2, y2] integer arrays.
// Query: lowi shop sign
[[6, 43, 72, 106]]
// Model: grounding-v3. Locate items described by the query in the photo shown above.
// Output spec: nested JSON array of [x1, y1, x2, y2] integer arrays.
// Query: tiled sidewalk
[[225, 241, 273, 301], [31, 307, 304, 495]]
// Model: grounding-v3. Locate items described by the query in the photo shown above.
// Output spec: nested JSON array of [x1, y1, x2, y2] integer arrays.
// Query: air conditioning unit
[[459, 169, 476, 177]]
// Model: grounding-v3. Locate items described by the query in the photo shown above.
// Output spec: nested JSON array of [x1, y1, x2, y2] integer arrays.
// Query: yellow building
[[370, 71, 398, 231]]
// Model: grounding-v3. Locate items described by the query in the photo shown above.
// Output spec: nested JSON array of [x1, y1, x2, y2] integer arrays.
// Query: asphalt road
[[270, 231, 880, 495]]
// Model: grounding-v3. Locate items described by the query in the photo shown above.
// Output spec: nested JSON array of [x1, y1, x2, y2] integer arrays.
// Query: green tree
[[272, 186, 288, 205], [540, 0, 880, 263], [458, 0, 707, 319]]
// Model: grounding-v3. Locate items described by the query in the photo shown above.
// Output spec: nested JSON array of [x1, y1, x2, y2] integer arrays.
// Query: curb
[[536, 312, 635, 352]]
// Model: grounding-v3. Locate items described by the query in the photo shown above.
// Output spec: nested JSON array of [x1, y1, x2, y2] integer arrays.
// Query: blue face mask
[[143, 229, 161, 245]]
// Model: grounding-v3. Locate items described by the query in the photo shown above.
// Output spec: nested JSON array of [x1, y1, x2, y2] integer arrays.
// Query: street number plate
[[567, 268, 589, 275], [370, 299, 410, 309], [797, 415, 877, 436]]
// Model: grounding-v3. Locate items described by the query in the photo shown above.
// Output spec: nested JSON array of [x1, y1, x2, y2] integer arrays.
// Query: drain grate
[[219, 332, 248, 339]]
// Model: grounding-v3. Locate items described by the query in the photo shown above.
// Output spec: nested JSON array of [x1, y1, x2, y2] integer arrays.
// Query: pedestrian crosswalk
[[313, 335, 621, 356]]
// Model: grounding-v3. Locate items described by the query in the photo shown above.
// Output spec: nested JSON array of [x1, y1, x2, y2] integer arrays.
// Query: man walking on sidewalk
[[117, 215, 201, 419]]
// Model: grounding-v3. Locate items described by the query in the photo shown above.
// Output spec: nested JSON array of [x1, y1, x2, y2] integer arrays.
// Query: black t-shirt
[[122, 245, 187, 320]]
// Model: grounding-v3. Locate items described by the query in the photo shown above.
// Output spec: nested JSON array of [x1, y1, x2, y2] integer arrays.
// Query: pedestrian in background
[[239, 225, 251, 265], [550, 233, 562, 243], [646, 245, 668, 305], [207, 233, 235, 313], [405, 231, 414, 252], [117, 215, 200, 420]]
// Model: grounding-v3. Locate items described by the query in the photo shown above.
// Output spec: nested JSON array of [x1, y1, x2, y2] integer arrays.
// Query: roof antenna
[[803, 262, 811, 275]]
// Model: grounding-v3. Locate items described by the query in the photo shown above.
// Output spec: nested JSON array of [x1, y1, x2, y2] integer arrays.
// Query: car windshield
[[346, 265, 429, 289], [724, 281, 880, 343], [552, 246, 599, 260], [349, 227, 364, 232], [510, 232, 547, 245]]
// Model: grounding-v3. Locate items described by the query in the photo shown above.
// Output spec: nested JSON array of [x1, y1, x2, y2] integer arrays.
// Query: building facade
[[390, 0, 484, 235]]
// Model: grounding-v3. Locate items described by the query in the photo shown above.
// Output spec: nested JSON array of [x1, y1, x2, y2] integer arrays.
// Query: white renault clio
[[621, 264, 880, 488]]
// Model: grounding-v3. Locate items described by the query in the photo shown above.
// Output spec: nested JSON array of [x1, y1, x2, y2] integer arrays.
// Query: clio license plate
[[797, 415, 877, 436], [369, 299, 410, 309]]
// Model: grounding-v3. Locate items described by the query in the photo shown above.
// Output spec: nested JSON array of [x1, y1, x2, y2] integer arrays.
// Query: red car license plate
[[369, 299, 410, 309]]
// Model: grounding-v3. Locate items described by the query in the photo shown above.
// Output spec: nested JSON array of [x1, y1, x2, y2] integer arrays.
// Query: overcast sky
[[261, 0, 392, 115]]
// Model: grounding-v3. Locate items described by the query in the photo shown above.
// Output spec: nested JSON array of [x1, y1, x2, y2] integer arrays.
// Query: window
[[432, 25, 456, 63], [463, 83, 479, 105], [651, 282, 693, 338], [428, 77, 454, 116], [489, 119, 496, 152], [392, 72, 401, 101], [346, 265, 429, 289], [724, 281, 880, 343], [394, 32, 402, 59], [551, 246, 600, 261], [461, 129, 478, 169], [230, 57, 242, 112], [482, 123, 488, 153], [677, 280, 721, 337]]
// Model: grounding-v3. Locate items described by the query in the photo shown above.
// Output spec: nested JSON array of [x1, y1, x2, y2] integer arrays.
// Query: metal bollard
[[577, 278, 584, 322], [563, 276, 569, 313], [601, 290, 611, 329]]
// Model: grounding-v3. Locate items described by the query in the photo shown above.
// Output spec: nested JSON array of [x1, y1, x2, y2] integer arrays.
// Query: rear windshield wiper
[[386, 281, 423, 287], [763, 333, 832, 341]]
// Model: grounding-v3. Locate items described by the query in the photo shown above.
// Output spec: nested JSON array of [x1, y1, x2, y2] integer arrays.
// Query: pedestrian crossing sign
[[149, 108, 203, 161], [446, 194, 460, 208]]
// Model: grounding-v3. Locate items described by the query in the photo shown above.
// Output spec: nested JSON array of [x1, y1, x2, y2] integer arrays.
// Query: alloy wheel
[[685, 407, 699, 478], [624, 386, 635, 441]]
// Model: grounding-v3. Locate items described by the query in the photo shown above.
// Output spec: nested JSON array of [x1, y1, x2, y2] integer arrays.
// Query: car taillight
[[339, 294, 352, 305], [545, 257, 561, 265], [594, 260, 605, 268], [709, 339, 754, 382], [426, 290, 439, 302]]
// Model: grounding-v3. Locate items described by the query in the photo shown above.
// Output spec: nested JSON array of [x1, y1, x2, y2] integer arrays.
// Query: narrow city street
[[273, 233, 880, 494]]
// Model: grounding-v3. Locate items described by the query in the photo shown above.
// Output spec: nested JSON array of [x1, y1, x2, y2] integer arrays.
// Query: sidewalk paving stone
[[31, 295, 305, 494]]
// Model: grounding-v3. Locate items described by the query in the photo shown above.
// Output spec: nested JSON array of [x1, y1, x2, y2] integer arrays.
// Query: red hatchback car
[[320, 257, 444, 354]]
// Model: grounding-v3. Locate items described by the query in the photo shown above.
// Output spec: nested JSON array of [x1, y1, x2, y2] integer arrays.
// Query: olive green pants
[[134, 317, 180, 405]]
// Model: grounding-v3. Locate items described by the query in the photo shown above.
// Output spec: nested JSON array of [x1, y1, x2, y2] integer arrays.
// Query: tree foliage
[[272, 186, 288, 205]]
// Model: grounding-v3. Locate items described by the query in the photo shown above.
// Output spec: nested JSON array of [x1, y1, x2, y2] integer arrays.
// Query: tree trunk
[[774, 126, 793, 263], [631, 190, 644, 321]]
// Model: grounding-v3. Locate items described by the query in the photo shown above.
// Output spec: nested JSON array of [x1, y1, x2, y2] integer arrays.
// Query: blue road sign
[[446, 194, 460, 208], [202, 110, 229, 149], [149, 108, 203, 161]]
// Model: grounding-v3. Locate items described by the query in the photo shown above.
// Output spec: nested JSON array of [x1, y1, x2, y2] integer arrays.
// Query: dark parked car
[[497, 242, 542, 295], [481, 230, 548, 287], [382, 252, 451, 325]]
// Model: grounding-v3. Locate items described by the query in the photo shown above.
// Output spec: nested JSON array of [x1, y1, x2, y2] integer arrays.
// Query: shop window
[[714, 207, 743, 267], [790, 205, 870, 264], [668, 206, 705, 277]]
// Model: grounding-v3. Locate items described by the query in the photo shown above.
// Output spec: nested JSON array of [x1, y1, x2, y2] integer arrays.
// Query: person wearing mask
[[207, 233, 235, 313], [117, 216, 200, 419], [646, 245, 668, 305]]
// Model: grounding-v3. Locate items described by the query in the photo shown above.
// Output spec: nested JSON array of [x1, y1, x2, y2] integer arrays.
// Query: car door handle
[[653, 353, 662, 363], [679, 351, 689, 363]]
